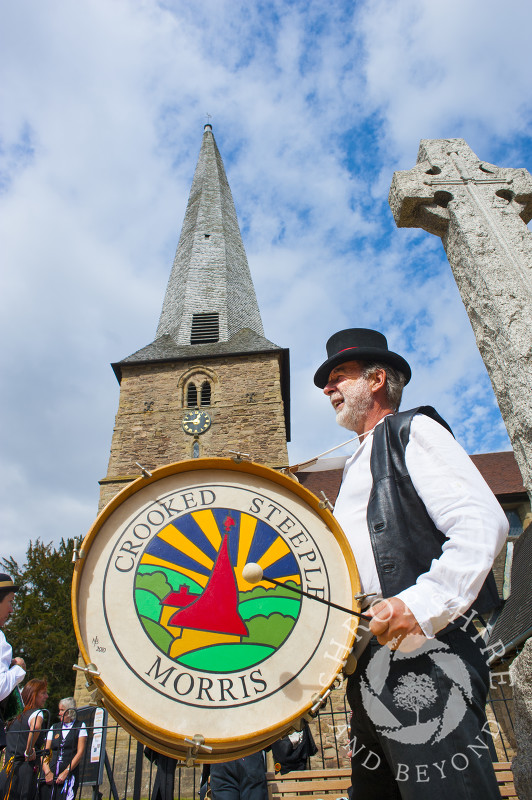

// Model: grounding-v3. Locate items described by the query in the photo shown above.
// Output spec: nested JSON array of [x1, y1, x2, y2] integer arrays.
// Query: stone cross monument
[[389, 138, 532, 503]]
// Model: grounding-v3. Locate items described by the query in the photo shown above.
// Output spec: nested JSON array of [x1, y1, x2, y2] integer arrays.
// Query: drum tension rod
[[354, 592, 378, 605], [318, 491, 333, 510], [73, 664, 103, 703], [242, 564, 372, 621], [184, 734, 213, 765], [135, 462, 153, 479], [228, 450, 250, 463], [184, 734, 212, 753], [71, 538, 85, 563], [73, 663, 101, 677], [309, 688, 332, 716]]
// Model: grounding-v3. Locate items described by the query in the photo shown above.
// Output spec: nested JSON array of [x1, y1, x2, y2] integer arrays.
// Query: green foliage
[[135, 570, 172, 600], [243, 613, 294, 647], [1, 539, 78, 716]]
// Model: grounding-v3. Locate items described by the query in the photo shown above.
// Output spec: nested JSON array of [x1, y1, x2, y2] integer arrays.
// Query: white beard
[[335, 376, 373, 432]]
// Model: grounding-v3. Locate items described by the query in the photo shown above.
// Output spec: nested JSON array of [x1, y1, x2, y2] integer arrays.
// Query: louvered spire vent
[[190, 313, 220, 344]]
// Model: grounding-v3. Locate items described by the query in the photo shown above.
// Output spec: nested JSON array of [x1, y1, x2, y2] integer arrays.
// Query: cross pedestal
[[389, 138, 532, 502]]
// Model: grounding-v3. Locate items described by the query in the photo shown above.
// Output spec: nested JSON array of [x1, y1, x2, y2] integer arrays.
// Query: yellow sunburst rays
[[235, 513, 259, 590], [190, 509, 224, 551], [239, 516, 301, 591], [257, 536, 301, 587], [140, 521, 217, 589]]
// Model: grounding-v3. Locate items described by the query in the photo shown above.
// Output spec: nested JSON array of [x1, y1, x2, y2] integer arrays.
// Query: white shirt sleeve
[[0, 631, 25, 701], [396, 414, 509, 637]]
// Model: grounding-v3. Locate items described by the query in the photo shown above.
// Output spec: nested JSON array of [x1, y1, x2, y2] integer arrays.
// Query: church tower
[[98, 125, 290, 510]]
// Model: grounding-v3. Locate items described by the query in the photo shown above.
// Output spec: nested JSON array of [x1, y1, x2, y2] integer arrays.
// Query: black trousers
[[210, 752, 268, 800], [346, 627, 501, 800]]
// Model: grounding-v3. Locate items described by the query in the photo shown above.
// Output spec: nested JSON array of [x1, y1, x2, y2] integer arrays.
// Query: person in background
[[271, 721, 318, 774], [1, 679, 49, 800], [143, 747, 177, 800], [0, 574, 26, 750], [204, 752, 268, 800], [41, 698, 87, 800]]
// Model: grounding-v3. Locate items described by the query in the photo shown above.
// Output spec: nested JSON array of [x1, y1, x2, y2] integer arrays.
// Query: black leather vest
[[366, 406, 500, 625]]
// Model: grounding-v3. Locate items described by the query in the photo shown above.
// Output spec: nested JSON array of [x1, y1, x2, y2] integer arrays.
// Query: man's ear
[[369, 368, 387, 394]]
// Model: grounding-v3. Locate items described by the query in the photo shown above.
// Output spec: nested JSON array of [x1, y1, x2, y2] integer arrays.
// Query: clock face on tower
[[182, 409, 211, 436]]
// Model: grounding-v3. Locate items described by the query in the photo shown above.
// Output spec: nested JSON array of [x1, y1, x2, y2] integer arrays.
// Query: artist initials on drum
[[146, 657, 267, 703]]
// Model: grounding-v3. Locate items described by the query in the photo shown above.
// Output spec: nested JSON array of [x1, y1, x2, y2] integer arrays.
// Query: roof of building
[[113, 328, 285, 377], [469, 451, 526, 499], [297, 466, 345, 506], [296, 449, 526, 506]]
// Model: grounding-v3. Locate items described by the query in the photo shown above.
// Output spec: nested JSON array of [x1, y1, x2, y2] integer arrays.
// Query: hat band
[[0, 580, 15, 589]]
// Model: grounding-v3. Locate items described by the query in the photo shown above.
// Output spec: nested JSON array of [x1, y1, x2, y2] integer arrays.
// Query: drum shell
[[73, 458, 360, 762]]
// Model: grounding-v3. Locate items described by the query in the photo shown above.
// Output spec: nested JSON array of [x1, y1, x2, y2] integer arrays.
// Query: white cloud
[[357, 0, 532, 158], [1, 0, 528, 565]]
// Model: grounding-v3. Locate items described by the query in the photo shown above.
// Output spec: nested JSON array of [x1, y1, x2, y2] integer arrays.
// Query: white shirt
[[333, 413, 509, 637], [0, 630, 25, 702]]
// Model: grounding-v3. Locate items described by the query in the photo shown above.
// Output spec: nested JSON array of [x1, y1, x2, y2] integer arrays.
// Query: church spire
[[156, 124, 264, 344], [115, 125, 285, 376], [111, 125, 290, 449]]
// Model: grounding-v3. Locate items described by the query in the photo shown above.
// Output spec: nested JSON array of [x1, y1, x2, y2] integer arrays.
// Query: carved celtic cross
[[389, 139, 532, 500]]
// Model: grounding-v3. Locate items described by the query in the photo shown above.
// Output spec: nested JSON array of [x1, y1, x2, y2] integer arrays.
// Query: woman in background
[[1, 679, 49, 800], [41, 698, 86, 800]]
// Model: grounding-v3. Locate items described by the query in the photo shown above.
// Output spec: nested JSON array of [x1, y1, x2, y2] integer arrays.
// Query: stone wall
[[99, 352, 288, 510]]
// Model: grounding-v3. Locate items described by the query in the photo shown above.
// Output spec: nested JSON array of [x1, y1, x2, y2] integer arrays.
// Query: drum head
[[73, 458, 360, 762]]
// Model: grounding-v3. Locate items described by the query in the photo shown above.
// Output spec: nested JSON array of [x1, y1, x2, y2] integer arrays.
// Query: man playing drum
[[314, 328, 508, 800]]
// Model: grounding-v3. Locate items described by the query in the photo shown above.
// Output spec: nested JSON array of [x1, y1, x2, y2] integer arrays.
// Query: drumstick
[[241, 563, 371, 620]]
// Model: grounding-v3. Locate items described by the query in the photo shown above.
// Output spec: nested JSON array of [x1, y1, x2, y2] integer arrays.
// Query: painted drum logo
[[134, 506, 302, 673], [97, 477, 356, 711], [77, 463, 357, 752]]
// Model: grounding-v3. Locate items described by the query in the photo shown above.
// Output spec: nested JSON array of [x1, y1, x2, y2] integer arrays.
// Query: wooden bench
[[267, 762, 517, 800]]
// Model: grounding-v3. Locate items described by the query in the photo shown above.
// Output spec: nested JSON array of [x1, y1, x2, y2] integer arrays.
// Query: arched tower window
[[180, 368, 217, 409], [187, 382, 198, 408], [200, 381, 211, 406]]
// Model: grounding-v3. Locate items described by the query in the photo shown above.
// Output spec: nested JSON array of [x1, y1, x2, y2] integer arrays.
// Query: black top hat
[[0, 574, 20, 592], [314, 328, 411, 388]]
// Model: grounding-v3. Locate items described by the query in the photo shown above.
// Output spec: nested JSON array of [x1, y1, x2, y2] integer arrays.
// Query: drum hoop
[[72, 457, 360, 751], [105, 697, 289, 763]]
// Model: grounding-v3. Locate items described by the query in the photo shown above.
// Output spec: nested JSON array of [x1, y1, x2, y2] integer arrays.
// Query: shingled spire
[[157, 124, 264, 343], [116, 124, 282, 370]]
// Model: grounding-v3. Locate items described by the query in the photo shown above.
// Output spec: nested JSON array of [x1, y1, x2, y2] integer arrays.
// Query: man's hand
[[366, 597, 425, 651], [12, 657, 26, 671]]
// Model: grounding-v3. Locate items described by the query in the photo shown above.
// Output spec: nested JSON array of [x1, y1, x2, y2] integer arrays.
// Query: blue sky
[[1, 0, 531, 563]]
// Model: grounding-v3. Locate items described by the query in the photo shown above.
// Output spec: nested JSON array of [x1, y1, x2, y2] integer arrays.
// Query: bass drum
[[72, 458, 360, 763]]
